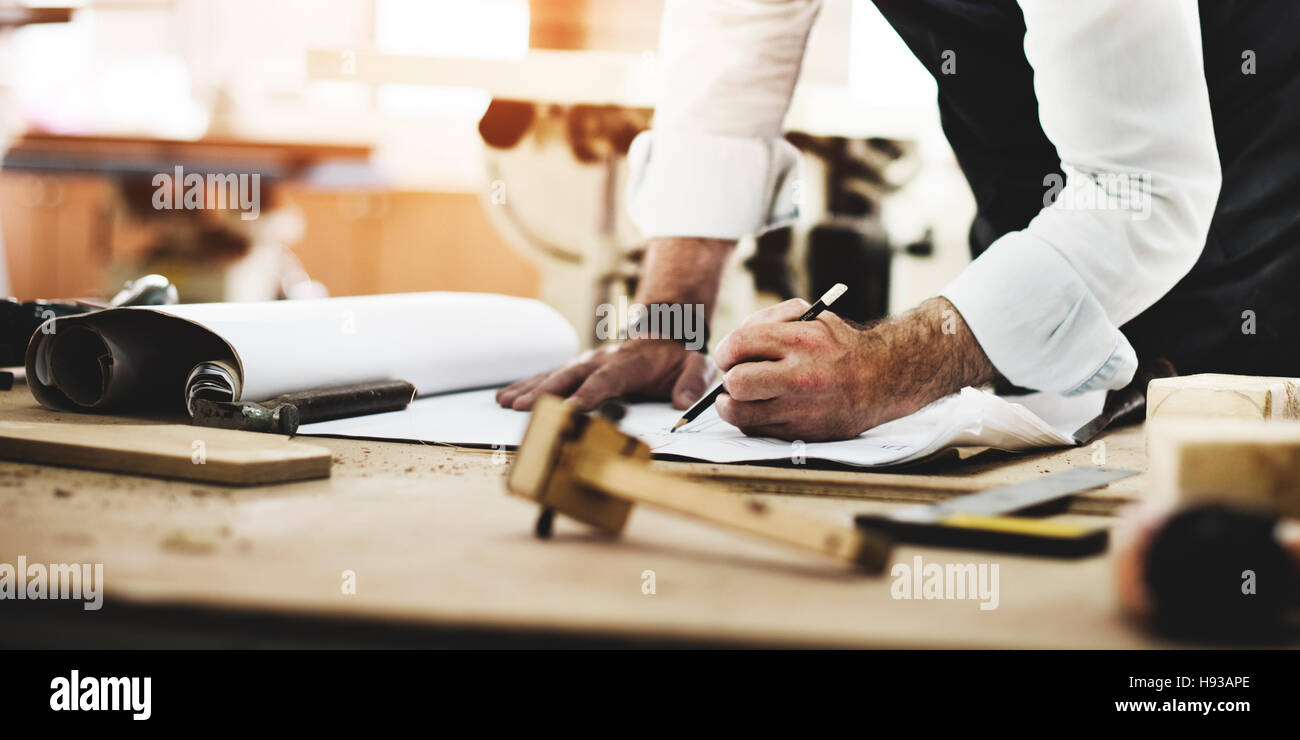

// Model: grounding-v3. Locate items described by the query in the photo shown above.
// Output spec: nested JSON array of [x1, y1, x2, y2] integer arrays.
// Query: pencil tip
[[671, 418, 688, 432]]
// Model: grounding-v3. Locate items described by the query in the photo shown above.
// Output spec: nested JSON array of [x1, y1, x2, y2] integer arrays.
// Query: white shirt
[[626, 0, 1222, 395]]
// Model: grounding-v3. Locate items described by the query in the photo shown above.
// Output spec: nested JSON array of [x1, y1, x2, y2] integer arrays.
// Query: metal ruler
[[855, 466, 1138, 557]]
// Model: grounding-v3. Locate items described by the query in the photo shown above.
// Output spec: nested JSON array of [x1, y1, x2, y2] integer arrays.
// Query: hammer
[[507, 395, 892, 572], [191, 380, 416, 435]]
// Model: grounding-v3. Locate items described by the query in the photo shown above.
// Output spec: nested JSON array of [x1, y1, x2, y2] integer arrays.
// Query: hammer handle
[[572, 453, 890, 571], [265, 380, 416, 424]]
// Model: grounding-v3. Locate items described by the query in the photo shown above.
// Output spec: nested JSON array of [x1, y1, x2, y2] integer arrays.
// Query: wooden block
[[1146, 373, 1300, 421], [508, 396, 637, 533], [0, 420, 331, 485], [509, 396, 888, 570], [1148, 418, 1300, 517]]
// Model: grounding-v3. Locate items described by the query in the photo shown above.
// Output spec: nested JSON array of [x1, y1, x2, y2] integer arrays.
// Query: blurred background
[[0, 0, 975, 347]]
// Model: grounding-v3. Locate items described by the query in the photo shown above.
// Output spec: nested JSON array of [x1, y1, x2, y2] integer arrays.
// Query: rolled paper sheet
[[26, 292, 578, 414]]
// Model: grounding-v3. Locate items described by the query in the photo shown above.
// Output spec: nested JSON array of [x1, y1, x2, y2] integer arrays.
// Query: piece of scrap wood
[[0, 420, 331, 485]]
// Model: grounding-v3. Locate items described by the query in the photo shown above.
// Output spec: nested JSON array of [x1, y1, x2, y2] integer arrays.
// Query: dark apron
[[873, 0, 1300, 376]]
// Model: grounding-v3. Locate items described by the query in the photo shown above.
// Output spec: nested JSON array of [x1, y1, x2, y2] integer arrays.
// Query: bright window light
[[375, 0, 530, 60]]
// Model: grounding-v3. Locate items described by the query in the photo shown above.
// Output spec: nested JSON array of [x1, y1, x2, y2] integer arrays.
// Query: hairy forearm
[[635, 237, 735, 319], [862, 297, 998, 421], [712, 294, 999, 440]]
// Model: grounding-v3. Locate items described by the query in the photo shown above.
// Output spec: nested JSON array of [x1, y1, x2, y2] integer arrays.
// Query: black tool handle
[[267, 380, 416, 424]]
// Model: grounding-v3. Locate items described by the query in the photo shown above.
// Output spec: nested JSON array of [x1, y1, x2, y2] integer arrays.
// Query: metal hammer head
[[191, 398, 300, 435], [507, 395, 650, 535]]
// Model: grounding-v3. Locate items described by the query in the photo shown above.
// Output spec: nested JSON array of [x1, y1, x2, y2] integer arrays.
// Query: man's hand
[[496, 339, 714, 411], [497, 236, 734, 411], [713, 296, 996, 441]]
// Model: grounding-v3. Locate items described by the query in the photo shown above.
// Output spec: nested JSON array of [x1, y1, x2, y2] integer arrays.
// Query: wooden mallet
[[507, 395, 891, 572]]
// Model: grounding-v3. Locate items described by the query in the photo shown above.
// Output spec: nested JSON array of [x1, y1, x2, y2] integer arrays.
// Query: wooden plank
[[650, 429, 1147, 515], [0, 420, 330, 486]]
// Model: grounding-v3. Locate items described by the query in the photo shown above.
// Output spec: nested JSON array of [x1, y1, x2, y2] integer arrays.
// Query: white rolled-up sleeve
[[627, 0, 822, 240], [940, 0, 1222, 394]]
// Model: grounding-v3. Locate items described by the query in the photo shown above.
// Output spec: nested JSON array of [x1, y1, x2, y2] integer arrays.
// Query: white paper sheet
[[299, 386, 1105, 467]]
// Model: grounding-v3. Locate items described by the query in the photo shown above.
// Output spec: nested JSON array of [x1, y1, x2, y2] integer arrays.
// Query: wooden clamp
[[507, 395, 891, 572]]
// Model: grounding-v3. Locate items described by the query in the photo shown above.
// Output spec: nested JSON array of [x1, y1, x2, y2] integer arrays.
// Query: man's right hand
[[495, 236, 734, 412], [496, 339, 715, 411]]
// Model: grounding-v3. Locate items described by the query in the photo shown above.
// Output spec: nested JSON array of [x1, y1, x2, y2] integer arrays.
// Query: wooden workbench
[[0, 377, 1202, 649]]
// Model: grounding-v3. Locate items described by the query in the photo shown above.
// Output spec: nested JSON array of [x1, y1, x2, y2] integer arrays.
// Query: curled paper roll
[[184, 360, 242, 416], [30, 323, 141, 409], [26, 292, 578, 414]]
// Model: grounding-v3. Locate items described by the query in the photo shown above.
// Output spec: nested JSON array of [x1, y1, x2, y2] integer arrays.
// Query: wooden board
[[655, 427, 1149, 516], [0, 420, 330, 486], [6, 383, 1248, 649]]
